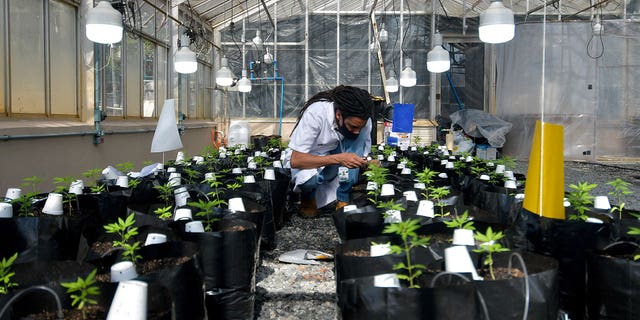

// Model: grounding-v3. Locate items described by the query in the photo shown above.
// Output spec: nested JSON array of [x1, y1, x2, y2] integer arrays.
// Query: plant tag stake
[[384, 210, 402, 223], [366, 181, 378, 191], [403, 191, 418, 202], [413, 183, 426, 190], [338, 166, 349, 182], [343, 205, 358, 212], [374, 273, 400, 288], [416, 200, 435, 217], [370, 242, 392, 257]]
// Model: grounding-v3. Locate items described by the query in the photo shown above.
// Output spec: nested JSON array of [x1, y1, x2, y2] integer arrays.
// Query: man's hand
[[333, 153, 368, 168]]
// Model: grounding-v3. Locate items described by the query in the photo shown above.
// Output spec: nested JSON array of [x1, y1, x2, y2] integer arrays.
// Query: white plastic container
[[227, 121, 250, 147]]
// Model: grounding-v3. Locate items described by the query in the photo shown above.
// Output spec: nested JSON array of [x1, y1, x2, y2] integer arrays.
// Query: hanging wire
[[587, 7, 605, 59], [391, 0, 399, 73], [400, 0, 412, 57]]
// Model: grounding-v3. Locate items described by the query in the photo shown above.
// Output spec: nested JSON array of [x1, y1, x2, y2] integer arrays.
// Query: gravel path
[[254, 160, 640, 319]]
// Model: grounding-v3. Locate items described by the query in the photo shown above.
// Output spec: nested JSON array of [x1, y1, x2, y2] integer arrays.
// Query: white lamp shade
[[251, 30, 263, 51], [174, 47, 197, 74], [216, 57, 235, 87], [86, 1, 123, 44], [379, 24, 389, 43], [386, 71, 399, 93], [238, 70, 252, 92], [427, 46, 450, 73], [479, 1, 515, 44], [263, 50, 274, 64], [400, 58, 417, 87]]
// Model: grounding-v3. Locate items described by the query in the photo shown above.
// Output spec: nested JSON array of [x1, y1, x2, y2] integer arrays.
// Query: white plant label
[[366, 181, 378, 191], [384, 210, 402, 224], [343, 205, 358, 212], [401, 168, 412, 175], [374, 273, 400, 288], [403, 191, 418, 202], [413, 183, 426, 190], [416, 200, 435, 218], [370, 243, 392, 257]]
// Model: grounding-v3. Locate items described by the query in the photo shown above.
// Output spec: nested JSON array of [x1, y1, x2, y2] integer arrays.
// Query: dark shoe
[[299, 198, 318, 218]]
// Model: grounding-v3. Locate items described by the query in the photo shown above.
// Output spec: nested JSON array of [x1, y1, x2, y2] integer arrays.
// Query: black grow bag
[[136, 241, 206, 320], [586, 241, 640, 320], [0, 216, 86, 263], [334, 236, 438, 305], [0, 261, 98, 320], [471, 251, 559, 320], [511, 209, 612, 320], [339, 275, 480, 320]]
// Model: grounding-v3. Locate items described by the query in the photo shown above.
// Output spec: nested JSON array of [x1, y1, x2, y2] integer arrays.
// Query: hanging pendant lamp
[[386, 70, 399, 93], [238, 70, 252, 93], [427, 33, 450, 73], [400, 58, 417, 87], [216, 57, 235, 87], [86, 1, 123, 44], [174, 46, 197, 74], [479, 0, 515, 44]]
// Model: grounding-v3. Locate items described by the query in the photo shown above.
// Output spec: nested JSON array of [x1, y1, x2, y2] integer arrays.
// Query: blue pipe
[[446, 71, 464, 110], [249, 60, 286, 136]]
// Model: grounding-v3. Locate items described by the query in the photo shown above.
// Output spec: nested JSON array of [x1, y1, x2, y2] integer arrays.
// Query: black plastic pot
[[136, 241, 206, 320], [0, 215, 86, 264], [511, 209, 612, 320], [471, 251, 559, 320], [0, 261, 100, 320], [586, 241, 640, 320], [339, 275, 480, 320]]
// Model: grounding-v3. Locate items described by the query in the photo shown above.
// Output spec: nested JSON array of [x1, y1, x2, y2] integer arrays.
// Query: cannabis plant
[[383, 219, 430, 288], [607, 178, 632, 219], [443, 210, 475, 230], [54, 176, 78, 214], [364, 163, 389, 205], [416, 168, 438, 199], [154, 183, 174, 207], [188, 199, 223, 232], [567, 182, 598, 221], [428, 186, 451, 217], [14, 176, 43, 216], [60, 269, 100, 320], [473, 227, 510, 280], [115, 162, 135, 174], [153, 205, 173, 220], [104, 213, 142, 264], [0, 253, 18, 294]]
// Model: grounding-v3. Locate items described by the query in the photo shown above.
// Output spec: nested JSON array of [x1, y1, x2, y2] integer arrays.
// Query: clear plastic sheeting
[[496, 20, 640, 160], [450, 109, 512, 148]]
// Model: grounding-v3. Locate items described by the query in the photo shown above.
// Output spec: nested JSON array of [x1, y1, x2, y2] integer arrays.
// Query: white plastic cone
[[151, 99, 183, 153]]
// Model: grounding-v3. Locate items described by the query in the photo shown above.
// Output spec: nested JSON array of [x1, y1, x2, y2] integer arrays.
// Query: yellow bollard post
[[523, 120, 565, 219]]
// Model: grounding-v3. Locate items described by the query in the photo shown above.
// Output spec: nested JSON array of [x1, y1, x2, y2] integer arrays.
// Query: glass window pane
[[103, 44, 123, 118], [197, 66, 204, 119], [155, 1, 168, 42], [143, 40, 154, 117], [49, 0, 77, 116], [204, 66, 212, 119], [125, 36, 141, 118], [140, 1, 155, 36], [157, 46, 167, 111], [9, 0, 45, 114], [188, 72, 196, 118], [0, 0, 5, 114]]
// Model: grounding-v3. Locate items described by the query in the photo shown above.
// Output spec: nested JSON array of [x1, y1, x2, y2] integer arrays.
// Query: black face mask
[[338, 121, 359, 140]]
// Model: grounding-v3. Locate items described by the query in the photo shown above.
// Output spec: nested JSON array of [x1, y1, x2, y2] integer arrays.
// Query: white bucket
[[227, 121, 251, 147]]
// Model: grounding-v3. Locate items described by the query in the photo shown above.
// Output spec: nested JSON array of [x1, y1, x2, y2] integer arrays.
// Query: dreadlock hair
[[291, 85, 373, 135]]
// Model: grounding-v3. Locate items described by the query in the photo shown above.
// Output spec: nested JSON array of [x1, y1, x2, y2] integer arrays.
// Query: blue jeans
[[297, 133, 368, 203]]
